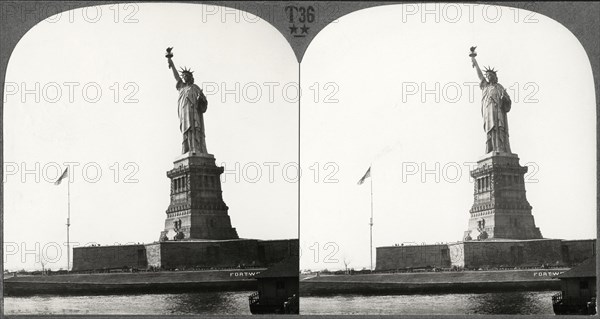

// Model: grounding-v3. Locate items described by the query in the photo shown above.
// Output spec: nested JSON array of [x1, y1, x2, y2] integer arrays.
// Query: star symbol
[[289, 24, 298, 34], [301, 24, 309, 34]]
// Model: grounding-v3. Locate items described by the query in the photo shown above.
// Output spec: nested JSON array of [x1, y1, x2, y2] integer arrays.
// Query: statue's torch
[[469, 46, 477, 57], [165, 47, 173, 69], [469, 46, 477, 68]]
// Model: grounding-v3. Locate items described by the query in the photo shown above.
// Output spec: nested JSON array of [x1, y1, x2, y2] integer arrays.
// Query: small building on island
[[249, 256, 299, 314], [552, 257, 596, 315]]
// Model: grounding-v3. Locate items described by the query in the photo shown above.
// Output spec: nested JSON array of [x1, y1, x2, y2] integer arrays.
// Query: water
[[4, 291, 253, 315], [5, 290, 557, 315], [301, 291, 558, 315]]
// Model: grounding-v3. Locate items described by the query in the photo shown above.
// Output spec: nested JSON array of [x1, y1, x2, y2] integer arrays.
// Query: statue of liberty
[[166, 48, 208, 154], [470, 47, 512, 154]]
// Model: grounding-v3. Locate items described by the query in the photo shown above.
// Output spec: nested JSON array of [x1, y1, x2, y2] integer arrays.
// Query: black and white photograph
[[2, 2, 298, 315], [298, 3, 597, 316], [1, 1, 599, 317]]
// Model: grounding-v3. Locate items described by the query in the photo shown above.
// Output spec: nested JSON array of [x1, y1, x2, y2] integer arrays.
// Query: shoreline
[[5, 267, 568, 296], [4, 268, 264, 296], [300, 280, 560, 296], [300, 268, 566, 296]]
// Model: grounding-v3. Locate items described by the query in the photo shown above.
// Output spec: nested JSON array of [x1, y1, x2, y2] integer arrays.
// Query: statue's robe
[[480, 79, 512, 153], [177, 80, 208, 154]]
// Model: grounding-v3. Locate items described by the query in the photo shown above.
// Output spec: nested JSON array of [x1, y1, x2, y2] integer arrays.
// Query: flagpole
[[67, 177, 71, 272], [369, 166, 373, 271]]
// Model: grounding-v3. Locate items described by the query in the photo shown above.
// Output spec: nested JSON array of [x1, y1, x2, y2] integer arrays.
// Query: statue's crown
[[179, 66, 194, 75], [484, 66, 498, 74]]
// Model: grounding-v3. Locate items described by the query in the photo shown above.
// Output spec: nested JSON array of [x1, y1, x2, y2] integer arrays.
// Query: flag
[[55, 167, 69, 185], [357, 167, 371, 185]]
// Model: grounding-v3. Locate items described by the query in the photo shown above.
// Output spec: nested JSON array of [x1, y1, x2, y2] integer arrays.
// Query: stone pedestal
[[163, 152, 239, 240], [464, 152, 542, 240]]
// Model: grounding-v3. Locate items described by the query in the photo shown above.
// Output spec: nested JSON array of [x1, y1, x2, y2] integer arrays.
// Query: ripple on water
[[300, 291, 558, 315], [4, 291, 254, 315]]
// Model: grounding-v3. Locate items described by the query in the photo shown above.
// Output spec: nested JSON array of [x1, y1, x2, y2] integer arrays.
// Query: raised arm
[[471, 56, 485, 82], [168, 58, 182, 83]]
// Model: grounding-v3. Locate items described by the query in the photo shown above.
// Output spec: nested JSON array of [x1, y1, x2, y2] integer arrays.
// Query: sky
[[300, 4, 596, 271], [3, 3, 298, 271], [2, 3, 596, 273]]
